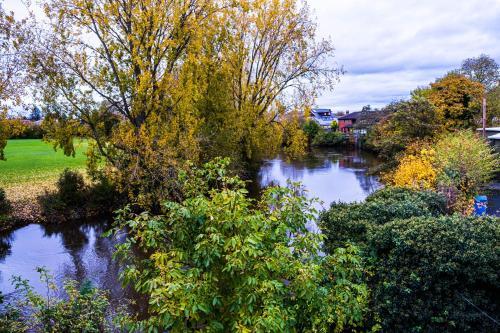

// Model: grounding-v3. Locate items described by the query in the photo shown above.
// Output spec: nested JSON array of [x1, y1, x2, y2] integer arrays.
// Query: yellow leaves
[[390, 151, 437, 190], [427, 73, 485, 130], [387, 130, 498, 214]]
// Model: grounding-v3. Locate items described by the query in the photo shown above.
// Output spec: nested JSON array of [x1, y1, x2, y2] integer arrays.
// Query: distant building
[[477, 127, 500, 152], [310, 108, 336, 129], [338, 111, 364, 133]]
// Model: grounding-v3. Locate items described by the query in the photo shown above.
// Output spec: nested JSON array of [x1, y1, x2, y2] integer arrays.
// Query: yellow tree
[[30, 0, 221, 206], [0, 1, 32, 160], [390, 147, 437, 191], [427, 73, 484, 130], [199, 0, 339, 164], [31, 0, 339, 206]]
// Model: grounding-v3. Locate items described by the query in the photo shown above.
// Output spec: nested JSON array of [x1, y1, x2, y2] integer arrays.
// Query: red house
[[338, 111, 363, 133]]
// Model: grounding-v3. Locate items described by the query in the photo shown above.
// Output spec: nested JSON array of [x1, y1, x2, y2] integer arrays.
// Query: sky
[[308, 0, 500, 111], [4, 0, 500, 111]]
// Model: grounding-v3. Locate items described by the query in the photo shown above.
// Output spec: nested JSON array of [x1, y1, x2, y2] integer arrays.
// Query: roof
[[312, 108, 332, 113], [338, 111, 365, 120], [477, 127, 500, 132]]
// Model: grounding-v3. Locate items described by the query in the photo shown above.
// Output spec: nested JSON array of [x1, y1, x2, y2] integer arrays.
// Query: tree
[[427, 73, 484, 130], [433, 130, 498, 213], [366, 99, 442, 160], [0, 1, 32, 160], [30, 0, 339, 207], [460, 54, 500, 91], [29, 106, 42, 121], [487, 85, 500, 125], [110, 158, 369, 332]]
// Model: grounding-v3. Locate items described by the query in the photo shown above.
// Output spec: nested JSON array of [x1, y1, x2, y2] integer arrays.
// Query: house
[[310, 108, 337, 129], [338, 111, 364, 133], [477, 127, 500, 152]]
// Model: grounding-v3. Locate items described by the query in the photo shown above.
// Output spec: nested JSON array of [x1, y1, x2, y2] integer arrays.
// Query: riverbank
[[0, 139, 88, 231]]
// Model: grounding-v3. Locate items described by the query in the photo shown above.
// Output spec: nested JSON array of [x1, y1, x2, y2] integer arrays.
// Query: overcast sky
[[308, 0, 500, 111], [4, 0, 500, 111]]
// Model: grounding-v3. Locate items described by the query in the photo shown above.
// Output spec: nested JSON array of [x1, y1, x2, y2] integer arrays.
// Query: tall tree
[[30, 0, 338, 207], [460, 54, 500, 91], [366, 99, 442, 160], [0, 1, 31, 160], [427, 73, 484, 130]]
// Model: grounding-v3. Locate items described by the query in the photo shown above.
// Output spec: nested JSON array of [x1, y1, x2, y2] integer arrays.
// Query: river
[[0, 147, 497, 311]]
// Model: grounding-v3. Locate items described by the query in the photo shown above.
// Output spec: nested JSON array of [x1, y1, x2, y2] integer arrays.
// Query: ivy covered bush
[[110, 158, 370, 332], [319, 187, 447, 251], [320, 187, 500, 332], [370, 215, 500, 332]]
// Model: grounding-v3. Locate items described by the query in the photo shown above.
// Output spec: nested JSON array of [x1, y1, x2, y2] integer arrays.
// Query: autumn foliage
[[22, 0, 339, 208], [388, 131, 497, 213]]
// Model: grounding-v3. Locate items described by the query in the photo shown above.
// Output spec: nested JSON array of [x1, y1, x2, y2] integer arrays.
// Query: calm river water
[[0, 147, 497, 309]]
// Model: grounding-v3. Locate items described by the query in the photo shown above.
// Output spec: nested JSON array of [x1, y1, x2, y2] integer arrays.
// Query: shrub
[[312, 130, 347, 146], [369, 215, 500, 332], [433, 131, 498, 212], [330, 120, 339, 131], [0, 188, 10, 215], [319, 187, 447, 252], [387, 130, 498, 213], [86, 175, 122, 212], [9, 267, 122, 332], [10, 123, 44, 139], [40, 169, 122, 221], [302, 119, 321, 140], [56, 168, 86, 206], [390, 148, 437, 190], [110, 158, 370, 332]]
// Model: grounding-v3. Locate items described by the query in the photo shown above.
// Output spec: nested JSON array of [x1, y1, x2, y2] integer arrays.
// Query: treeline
[[0, 0, 340, 210]]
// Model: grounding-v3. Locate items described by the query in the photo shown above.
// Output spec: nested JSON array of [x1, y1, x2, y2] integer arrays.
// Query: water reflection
[[0, 221, 139, 312], [252, 148, 382, 231]]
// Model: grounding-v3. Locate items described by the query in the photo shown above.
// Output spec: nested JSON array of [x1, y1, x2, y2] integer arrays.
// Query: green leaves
[[111, 159, 369, 332]]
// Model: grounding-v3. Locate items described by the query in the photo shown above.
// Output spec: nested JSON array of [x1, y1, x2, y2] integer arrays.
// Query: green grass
[[0, 139, 88, 188]]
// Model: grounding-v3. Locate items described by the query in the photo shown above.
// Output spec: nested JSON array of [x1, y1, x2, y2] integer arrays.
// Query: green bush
[[0, 188, 10, 215], [57, 168, 86, 206], [39, 169, 122, 221], [319, 187, 447, 251], [10, 123, 44, 139], [109, 158, 370, 332], [369, 215, 500, 332], [302, 119, 321, 140], [8, 267, 122, 332], [312, 130, 347, 146]]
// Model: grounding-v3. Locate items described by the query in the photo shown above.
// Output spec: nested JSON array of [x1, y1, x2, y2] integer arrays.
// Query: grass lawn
[[0, 139, 88, 189]]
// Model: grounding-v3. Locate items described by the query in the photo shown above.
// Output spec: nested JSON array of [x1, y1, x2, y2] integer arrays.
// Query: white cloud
[[309, 0, 500, 111], [4, 0, 500, 111]]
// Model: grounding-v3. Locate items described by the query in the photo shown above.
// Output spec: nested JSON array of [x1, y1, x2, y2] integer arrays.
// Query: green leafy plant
[[369, 215, 500, 332], [303, 119, 322, 145], [312, 130, 347, 147], [10, 267, 121, 332], [109, 158, 370, 332], [319, 187, 447, 251]]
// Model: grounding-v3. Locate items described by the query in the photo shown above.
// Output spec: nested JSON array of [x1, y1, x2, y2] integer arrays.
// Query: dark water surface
[[0, 147, 497, 310], [251, 148, 382, 231]]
